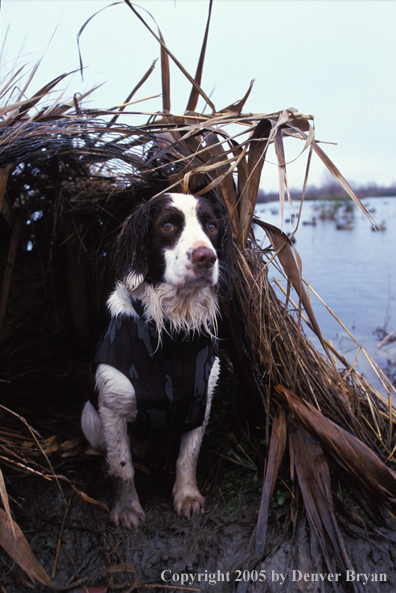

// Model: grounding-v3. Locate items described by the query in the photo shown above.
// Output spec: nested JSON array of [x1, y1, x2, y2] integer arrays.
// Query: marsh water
[[255, 196, 396, 397]]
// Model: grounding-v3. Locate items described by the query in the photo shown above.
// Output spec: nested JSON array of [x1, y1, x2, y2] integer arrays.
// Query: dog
[[81, 192, 232, 529]]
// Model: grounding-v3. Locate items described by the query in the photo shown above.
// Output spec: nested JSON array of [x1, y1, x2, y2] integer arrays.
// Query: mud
[[2, 362, 396, 592], [3, 445, 259, 592], [3, 437, 396, 593]]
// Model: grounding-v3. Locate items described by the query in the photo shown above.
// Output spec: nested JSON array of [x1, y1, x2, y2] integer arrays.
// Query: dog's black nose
[[192, 246, 217, 269]]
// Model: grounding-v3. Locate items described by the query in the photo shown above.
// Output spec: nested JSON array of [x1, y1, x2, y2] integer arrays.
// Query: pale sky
[[2, 0, 396, 193]]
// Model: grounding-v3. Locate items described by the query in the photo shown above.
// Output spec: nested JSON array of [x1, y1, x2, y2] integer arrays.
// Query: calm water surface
[[255, 197, 396, 396]]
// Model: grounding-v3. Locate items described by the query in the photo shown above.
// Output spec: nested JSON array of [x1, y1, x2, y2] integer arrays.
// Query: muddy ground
[[2, 356, 396, 593]]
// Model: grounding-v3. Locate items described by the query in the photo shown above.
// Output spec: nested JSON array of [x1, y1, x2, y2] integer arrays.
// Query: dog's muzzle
[[192, 246, 217, 270], [188, 246, 218, 285]]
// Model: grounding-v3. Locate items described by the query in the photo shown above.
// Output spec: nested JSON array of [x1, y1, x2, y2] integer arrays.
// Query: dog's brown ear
[[111, 202, 152, 282]]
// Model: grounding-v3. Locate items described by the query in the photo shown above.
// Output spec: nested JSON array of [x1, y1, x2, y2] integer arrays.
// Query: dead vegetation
[[1, 1, 396, 591]]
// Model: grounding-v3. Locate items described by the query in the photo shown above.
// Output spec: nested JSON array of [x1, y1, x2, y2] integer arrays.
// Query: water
[[254, 196, 396, 396]]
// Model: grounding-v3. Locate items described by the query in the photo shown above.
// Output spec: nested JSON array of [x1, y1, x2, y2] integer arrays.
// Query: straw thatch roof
[[2, 1, 396, 589]]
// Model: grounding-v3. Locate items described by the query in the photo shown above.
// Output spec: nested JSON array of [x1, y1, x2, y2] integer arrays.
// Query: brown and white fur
[[81, 192, 232, 529]]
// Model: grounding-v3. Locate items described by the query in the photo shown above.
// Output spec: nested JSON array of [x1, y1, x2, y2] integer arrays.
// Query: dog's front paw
[[173, 486, 205, 519], [111, 500, 146, 530], [111, 478, 146, 529]]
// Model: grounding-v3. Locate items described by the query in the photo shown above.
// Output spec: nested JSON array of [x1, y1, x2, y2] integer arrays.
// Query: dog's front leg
[[173, 357, 220, 519], [100, 406, 145, 529], [97, 364, 145, 529], [173, 425, 206, 518]]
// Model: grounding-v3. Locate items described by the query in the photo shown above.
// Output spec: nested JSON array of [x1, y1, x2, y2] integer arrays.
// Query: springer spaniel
[[81, 192, 232, 529]]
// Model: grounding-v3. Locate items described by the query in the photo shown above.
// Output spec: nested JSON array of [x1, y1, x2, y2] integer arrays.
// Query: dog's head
[[112, 193, 233, 295]]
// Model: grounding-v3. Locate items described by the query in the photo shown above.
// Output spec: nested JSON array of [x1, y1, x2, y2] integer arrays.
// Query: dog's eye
[[162, 221, 174, 232], [207, 222, 218, 233]]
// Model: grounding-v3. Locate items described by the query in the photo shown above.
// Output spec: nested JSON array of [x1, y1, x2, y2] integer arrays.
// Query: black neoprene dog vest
[[92, 300, 217, 439]]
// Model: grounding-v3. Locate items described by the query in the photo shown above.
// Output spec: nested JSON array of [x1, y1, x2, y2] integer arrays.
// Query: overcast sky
[[2, 0, 396, 194]]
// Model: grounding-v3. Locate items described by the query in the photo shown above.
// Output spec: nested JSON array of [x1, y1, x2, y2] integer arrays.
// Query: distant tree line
[[257, 181, 396, 203]]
